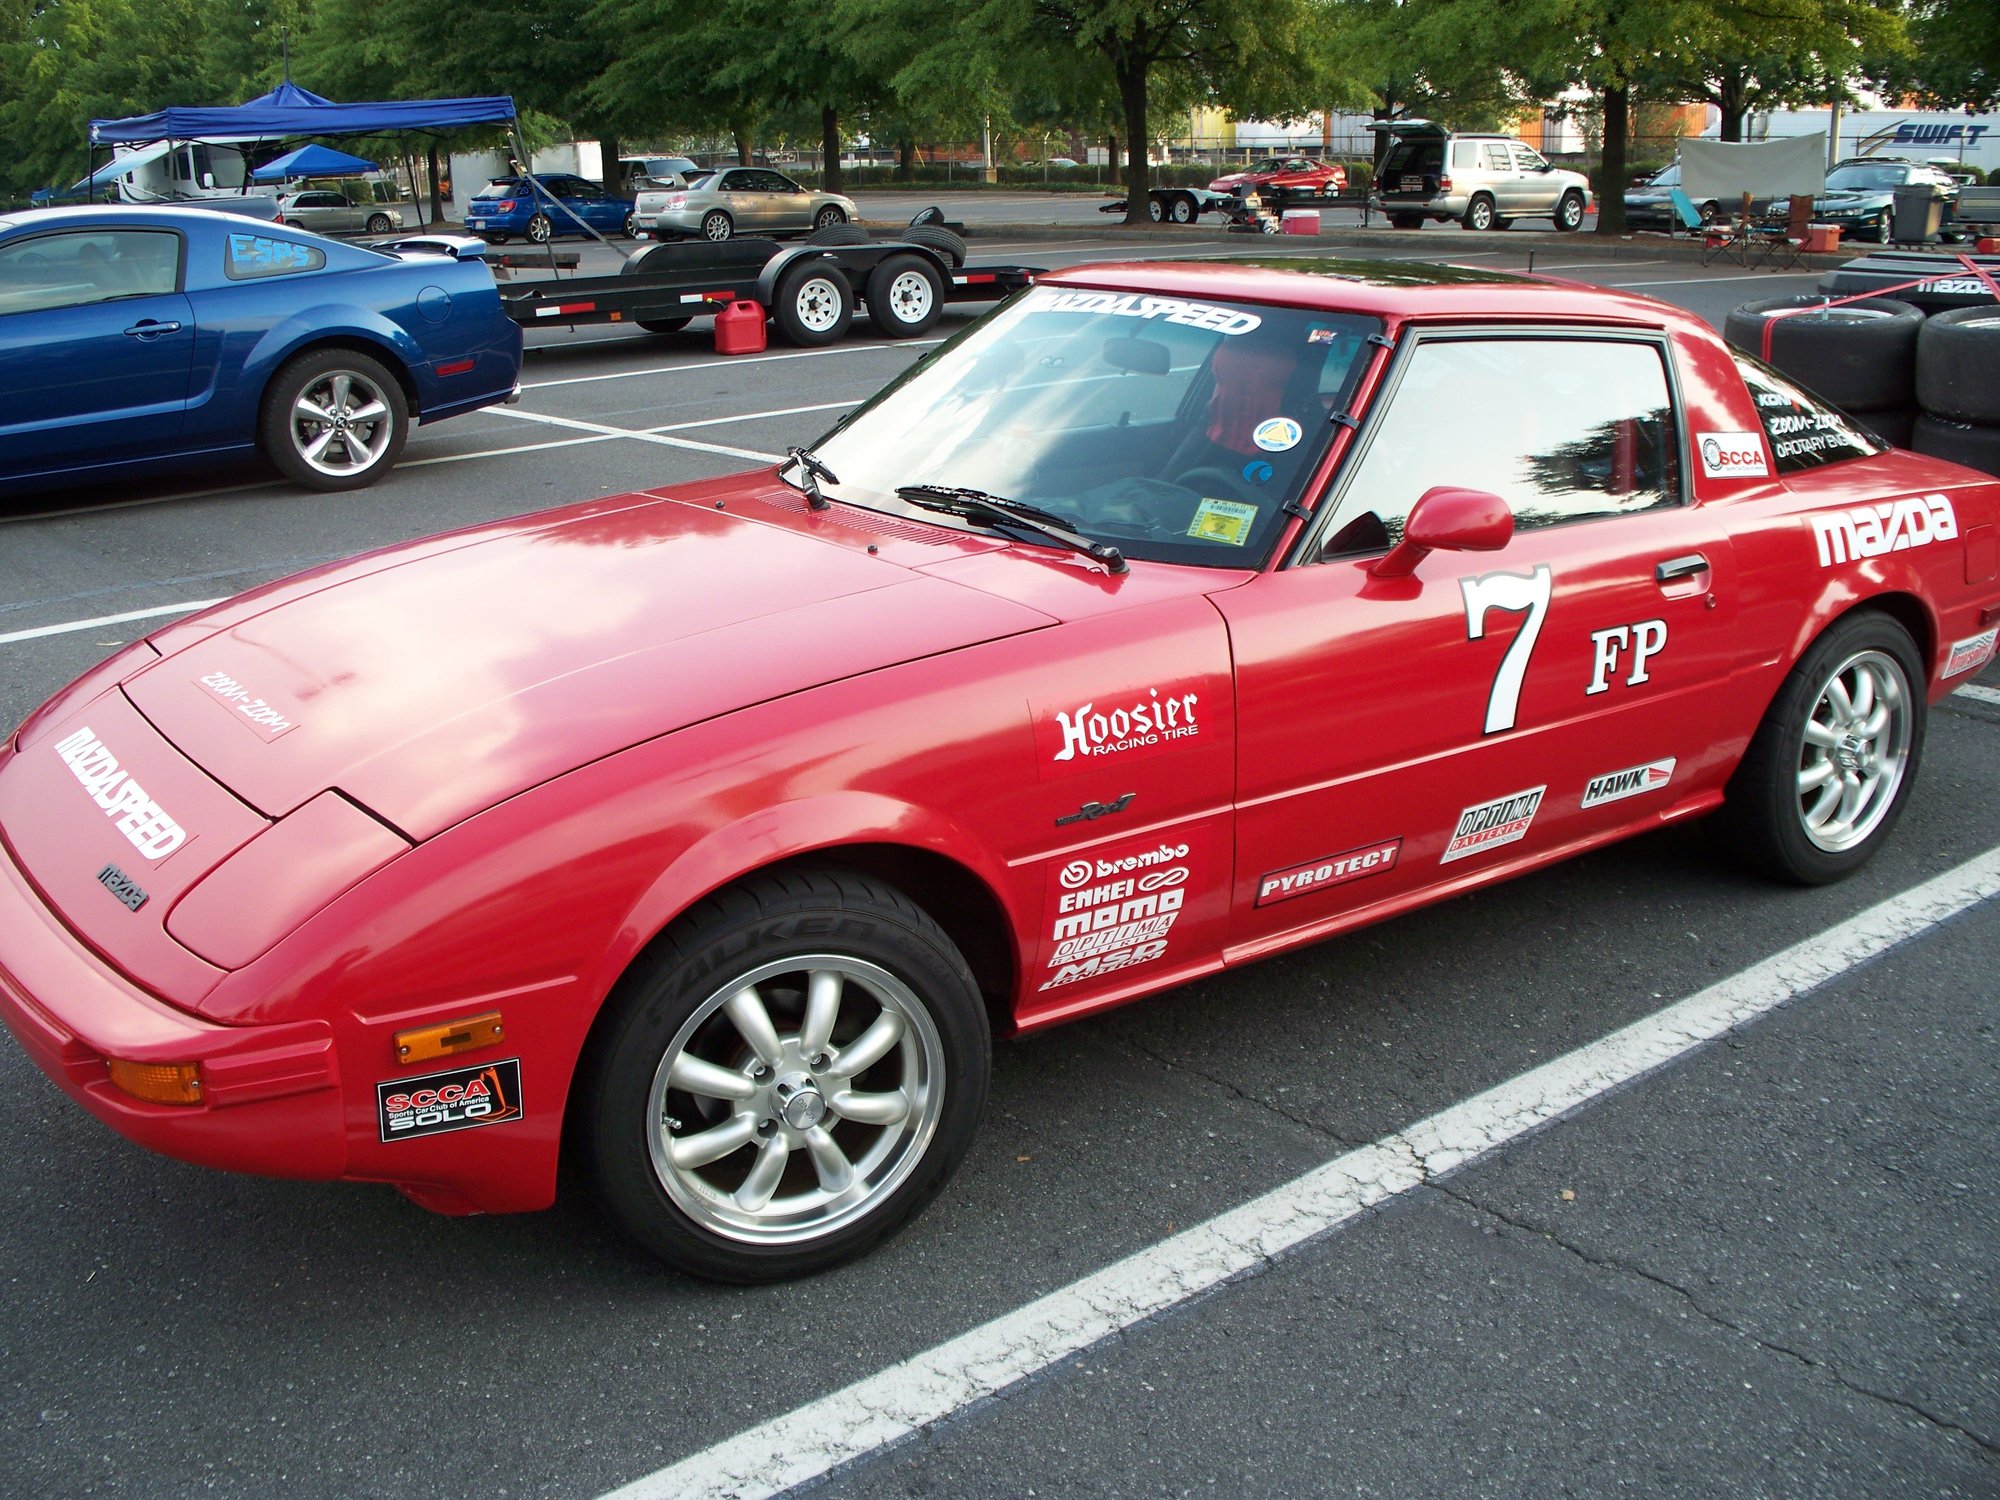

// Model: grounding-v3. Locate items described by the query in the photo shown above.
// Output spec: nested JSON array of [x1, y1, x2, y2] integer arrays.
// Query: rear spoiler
[[376, 234, 490, 262]]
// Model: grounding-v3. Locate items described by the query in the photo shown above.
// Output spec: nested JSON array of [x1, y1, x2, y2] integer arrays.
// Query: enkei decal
[[1810, 493, 1957, 567], [1187, 497, 1258, 546], [1040, 686, 1201, 768], [1441, 786, 1545, 864], [1037, 291, 1261, 335], [1696, 431, 1768, 478], [378, 1059, 523, 1142], [1586, 619, 1668, 695], [1580, 758, 1677, 809], [1462, 566, 1553, 734], [1944, 629, 1998, 678], [195, 670, 298, 741], [51, 727, 187, 860], [1256, 838, 1402, 906], [1041, 836, 1203, 989], [1252, 417, 1302, 452]]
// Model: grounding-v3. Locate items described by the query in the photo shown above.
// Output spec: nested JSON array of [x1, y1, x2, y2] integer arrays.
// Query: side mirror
[[1368, 486, 1513, 578]]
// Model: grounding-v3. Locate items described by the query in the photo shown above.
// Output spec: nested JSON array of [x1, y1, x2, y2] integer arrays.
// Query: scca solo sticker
[[378, 1059, 523, 1142]]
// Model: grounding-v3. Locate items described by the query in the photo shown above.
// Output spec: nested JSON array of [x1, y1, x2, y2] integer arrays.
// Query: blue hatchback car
[[465, 173, 637, 244], [0, 206, 522, 494]]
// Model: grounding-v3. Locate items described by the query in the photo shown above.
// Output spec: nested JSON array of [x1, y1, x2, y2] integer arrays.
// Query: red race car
[[4, 261, 1996, 1282], [1208, 156, 1348, 201]]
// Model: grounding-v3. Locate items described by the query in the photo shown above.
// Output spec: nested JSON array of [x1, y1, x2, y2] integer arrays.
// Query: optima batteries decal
[[1040, 831, 1209, 991], [1440, 786, 1545, 864], [378, 1059, 523, 1142]]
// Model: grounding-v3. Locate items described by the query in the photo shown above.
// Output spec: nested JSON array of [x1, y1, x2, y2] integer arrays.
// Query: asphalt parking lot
[[2, 227, 1995, 1499]]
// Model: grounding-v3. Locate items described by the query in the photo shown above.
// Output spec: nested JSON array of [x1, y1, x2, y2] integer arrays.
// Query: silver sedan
[[634, 167, 857, 241]]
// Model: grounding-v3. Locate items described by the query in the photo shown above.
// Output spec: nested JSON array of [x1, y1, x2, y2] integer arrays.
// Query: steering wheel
[[1174, 464, 1261, 503]]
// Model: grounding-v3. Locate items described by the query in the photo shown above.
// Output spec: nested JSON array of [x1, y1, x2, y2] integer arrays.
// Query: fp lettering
[[1586, 620, 1667, 695]]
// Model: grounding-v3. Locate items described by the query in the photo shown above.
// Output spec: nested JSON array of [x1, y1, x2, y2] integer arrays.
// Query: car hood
[[124, 491, 1057, 840], [1818, 190, 1893, 211]]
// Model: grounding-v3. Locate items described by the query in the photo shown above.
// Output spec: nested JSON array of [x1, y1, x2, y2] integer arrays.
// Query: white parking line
[[655, 399, 856, 433], [1608, 270, 1822, 288], [403, 400, 859, 469], [0, 599, 227, 647], [489, 407, 784, 462], [1532, 259, 1667, 272], [603, 844, 2000, 1500], [1955, 682, 2000, 708], [522, 340, 939, 392]]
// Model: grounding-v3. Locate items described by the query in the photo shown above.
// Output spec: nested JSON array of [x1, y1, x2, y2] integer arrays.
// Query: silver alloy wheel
[[1795, 647, 1913, 852], [884, 267, 934, 325], [527, 213, 552, 244], [1558, 193, 1583, 229], [703, 211, 732, 241], [644, 955, 947, 1244], [792, 275, 844, 332], [815, 206, 843, 229], [1469, 196, 1493, 229], [286, 369, 396, 480]]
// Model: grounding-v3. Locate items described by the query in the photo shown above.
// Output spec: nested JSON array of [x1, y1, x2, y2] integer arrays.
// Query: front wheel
[[259, 348, 409, 492], [365, 212, 392, 234], [813, 204, 846, 230], [624, 212, 642, 238], [526, 213, 553, 244], [701, 210, 734, 241], [1555, 192, 1584, 231], [1712, 612, 1925, 884], [578, 870, 990, 1282]]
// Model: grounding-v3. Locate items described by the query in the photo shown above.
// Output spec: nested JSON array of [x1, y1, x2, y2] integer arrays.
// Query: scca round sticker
[[1253, 417, 1302, 452]]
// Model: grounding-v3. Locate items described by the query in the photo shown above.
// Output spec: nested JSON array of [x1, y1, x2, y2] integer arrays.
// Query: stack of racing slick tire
[[1724, 295, 1925, 449], [1912, 308, 2000, 477]]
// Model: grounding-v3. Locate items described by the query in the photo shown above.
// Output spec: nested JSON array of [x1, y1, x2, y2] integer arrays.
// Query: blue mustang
[[0, 206, 523, 494]]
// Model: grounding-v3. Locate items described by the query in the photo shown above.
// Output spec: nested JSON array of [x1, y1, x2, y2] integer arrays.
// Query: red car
[[1208, 156, 1348, 200], [3, 262, 1995, 1283]]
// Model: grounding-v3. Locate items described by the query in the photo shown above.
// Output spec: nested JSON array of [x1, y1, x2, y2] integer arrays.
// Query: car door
[[0, 226, 195, 478], [1478, 142, 1518, 214], [1512, 144, 1560, 213], [1214, 329, 1736, 955]]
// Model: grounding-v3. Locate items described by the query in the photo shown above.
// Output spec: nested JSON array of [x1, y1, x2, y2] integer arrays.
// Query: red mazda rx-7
[[3, 259, 1994, 1281]]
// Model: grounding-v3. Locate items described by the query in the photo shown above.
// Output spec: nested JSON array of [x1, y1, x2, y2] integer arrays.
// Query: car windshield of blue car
[[810, 285, 1380, 568], [1826, 165, 1907, 191]]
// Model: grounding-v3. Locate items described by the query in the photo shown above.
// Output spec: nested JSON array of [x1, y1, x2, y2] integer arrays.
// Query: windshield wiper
[[896, 484, 1127, 574], [781, 446, 838, 509]]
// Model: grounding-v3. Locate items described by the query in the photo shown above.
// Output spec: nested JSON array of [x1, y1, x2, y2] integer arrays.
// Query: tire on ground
[[900, 224, 966, 268], [1915, 306, 2000, 424], [771, 261, 852, 345], [1389, 212, 1423, 229], [259, 347, 410, 493], [1859, 406, 1915, 448], [1912, 412, 2000, 477], [637, 316, 693, 334], [865, 253, 943, 338], [1723, 295, 1923, 413], [806, 222, 873, 247]]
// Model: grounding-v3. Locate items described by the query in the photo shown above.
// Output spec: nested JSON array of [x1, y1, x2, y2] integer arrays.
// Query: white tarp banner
[[1681, 134, 1827, 201]]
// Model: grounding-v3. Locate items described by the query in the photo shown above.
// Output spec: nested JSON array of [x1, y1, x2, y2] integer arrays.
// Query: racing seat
[[1163, 337, 1320, 498]]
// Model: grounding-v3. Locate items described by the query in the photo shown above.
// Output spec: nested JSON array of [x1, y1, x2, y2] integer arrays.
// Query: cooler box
[[1804, 225, 1839, 253], [1280, 209, 1320, 235]]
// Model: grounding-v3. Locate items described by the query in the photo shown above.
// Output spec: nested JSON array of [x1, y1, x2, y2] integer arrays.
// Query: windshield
[[1827, 164, 1907, 191], [1649, 163, 1681, 187], [811, 284, 1380, 568]]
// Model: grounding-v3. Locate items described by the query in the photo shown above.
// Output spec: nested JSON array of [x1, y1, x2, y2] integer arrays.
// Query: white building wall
[[1744, 108, 1999, 172]]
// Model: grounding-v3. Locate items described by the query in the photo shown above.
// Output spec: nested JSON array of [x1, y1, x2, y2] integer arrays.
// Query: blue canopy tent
[[89, 84, 516, 147], [251, 143, 379, 183]]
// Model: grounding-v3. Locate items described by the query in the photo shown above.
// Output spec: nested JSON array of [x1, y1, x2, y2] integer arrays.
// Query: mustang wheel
[[260, 348, 409, 492], [814, 204, 846, 230], [772, 263, 852, 345], [701, 210, 734, 241], [365, 212, 392, 234], [865, 253, 943, 337], [1715, 612, 1925, 884], [580, 870, 990, 1282], [526, 213, 553, 244]]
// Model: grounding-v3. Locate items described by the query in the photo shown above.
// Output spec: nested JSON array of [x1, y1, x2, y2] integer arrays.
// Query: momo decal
[[195, 670, 298, 741], [1441, 786, 1545, 864], [1697, 431, 1768, 479], [1580, 758, 1676, 809], [51, 727, 187, 861], [378, 1059, 523, 1142], [1944, 629, 1997, 679], [1810, 493, 1957, 568], [1042, 686, 1200, 767], [1036, 290, 1261, 336], [1042, 839, 1200, 990], [1256, 838, 1401, 906]]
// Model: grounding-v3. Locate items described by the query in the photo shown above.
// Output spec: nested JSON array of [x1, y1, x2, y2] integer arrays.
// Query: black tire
[[577, 868, 990, 1282], [623, 212, 641, 238], [1169, 193, 1197, 225], [1712, 611, 1925, 885], [1871, 209, 1893, 243], [1147, 195, 1165, 223], [1462, 194, 1496, 231], [1912, 413, 2000, 477], [1857, 405, 1915, 448], [526, 213, 553, 245], [259, 347, 409, 493], [1698, 199, 1721, 224], [1555, 192, 1585, 231], [771, 261, 852, 346], [866, 253, 944, 338], [701, 210, 733, 241], [1723, 296, 1924, 413], [901, 223, 967, 268], [365, 212, 392, 234], [909, 205, 946, 227], [1491, 215, 1514, 230], [637, 316, 693, 334], [1389, 212, 1422, 230], [805, 222, 873, 247], [1915, 306, 2000, 424], [813, 204, 847, 230]]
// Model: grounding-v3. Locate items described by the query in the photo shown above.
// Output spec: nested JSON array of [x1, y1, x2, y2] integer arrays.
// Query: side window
[[1732, 353, 1884, 472], [0, 230, 180, 314], [223, 231, 326, 281], [1450, 142, 1477, 169], [1512, 146, 1548, 173], [1318, 337, 1682, 558], [1481, 143, 1513, 171]]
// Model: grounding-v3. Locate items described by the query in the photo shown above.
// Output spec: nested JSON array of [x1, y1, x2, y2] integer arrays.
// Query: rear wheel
[[1555, 192, 1584, 231], [637, 316, 692, 334], [1462, 194, 1496, 231], [1147, 195, 1165, 223], [578, 869, 990, 1282], [526, 213, 553, 244], [260, 348, 409, 492], [772, 262, 852, 345], [1389, 212, 1423, 230], [866, 253, 943, 337], [701, 210, 734, 241], [1169, 193, 1197, 225]]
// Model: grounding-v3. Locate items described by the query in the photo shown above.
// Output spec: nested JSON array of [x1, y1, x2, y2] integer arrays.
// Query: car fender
[[236, 305, 427, 412]]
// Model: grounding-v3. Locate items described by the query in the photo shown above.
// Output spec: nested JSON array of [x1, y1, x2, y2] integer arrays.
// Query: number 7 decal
[[1461, 566, 1553, 734]]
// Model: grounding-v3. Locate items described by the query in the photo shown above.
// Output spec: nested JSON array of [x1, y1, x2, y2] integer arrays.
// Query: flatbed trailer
[[494, 236, 1040, 345]]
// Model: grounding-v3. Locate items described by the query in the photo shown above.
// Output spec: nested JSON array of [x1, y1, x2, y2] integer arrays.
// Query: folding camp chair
[[1673, 187, 1743, 266], [1748, 194, 1814, 270]]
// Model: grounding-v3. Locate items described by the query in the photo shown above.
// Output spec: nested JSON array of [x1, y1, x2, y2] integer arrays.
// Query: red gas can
[[714, 298, 767, 355]]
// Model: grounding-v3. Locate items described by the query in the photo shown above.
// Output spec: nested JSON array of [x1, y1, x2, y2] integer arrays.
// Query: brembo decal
[[52, 727, 187, 860], [378, 1059, 523, 1142], [1041, 834, 1203, 991], [1256, 838, 1402, 906]]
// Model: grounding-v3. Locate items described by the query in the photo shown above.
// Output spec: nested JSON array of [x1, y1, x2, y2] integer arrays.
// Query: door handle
[[124, 320, 182, 338], [1655, 553, 1710, 583]]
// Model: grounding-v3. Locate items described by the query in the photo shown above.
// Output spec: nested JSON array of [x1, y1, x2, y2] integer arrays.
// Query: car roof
[[0, 204, 274, 233]]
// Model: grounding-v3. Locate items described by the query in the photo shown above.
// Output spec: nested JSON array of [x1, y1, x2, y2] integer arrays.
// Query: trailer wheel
[[773, 263, 852, 346], [638, 317, 693, 334], [1169, 193, 1197, 224], [701, 210, 734, 241], [1147, 195, 1165, 223], [866, 254, 943, 338]]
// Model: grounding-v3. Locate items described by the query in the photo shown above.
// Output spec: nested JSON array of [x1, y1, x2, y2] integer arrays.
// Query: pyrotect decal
[[195, 670, 299, 741], [1586, 619, 1669, 695], [1252, 417, 1302, 452], [1441, 786, 1545, 864], [51, 727, 187, 861], [95, 862, 149, 912], [1580, 758, 1677, 809], [1036, 290, 1261, 336], [1187, 497, 1259, 545], [1041, 686, 1201, 768], [1696, 431, 1768, 478], [1811, 493, 1957, 568], [378, 1059, 523, 1142], [1944, 629, 1998, 678], [1256, 838, 1402, 906]]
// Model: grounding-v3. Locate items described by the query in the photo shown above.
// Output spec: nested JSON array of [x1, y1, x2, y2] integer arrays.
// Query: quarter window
[[223, 231, 326, 280], [1732, 352, 1884, 472], [0, 230, 180, 314]]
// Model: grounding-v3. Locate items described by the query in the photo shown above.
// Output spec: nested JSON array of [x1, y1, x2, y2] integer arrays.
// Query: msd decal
[[52, 727, 187, 861], [1038, 686, 1201, 771], [1944, 630, 1998, 679], [378, 1059, 523, 1142], [1580, 758, 1677, 809], [1440, 787, 1545, 864], [1697, 432, 1768, 479], [1810, 493, 1957, 568], [1256, 838, 1402, 906]]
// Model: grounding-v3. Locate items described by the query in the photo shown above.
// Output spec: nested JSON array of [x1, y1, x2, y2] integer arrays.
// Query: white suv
[[1369, 120, 1592, 232]]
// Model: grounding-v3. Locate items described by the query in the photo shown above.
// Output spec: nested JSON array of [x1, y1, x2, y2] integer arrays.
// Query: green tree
[[1872, 0, 1999, 111]]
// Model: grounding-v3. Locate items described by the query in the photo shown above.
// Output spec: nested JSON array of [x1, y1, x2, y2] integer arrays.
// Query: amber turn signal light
[[394, 1011, 505, 1065], [107, 1058, 203, 1105]]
